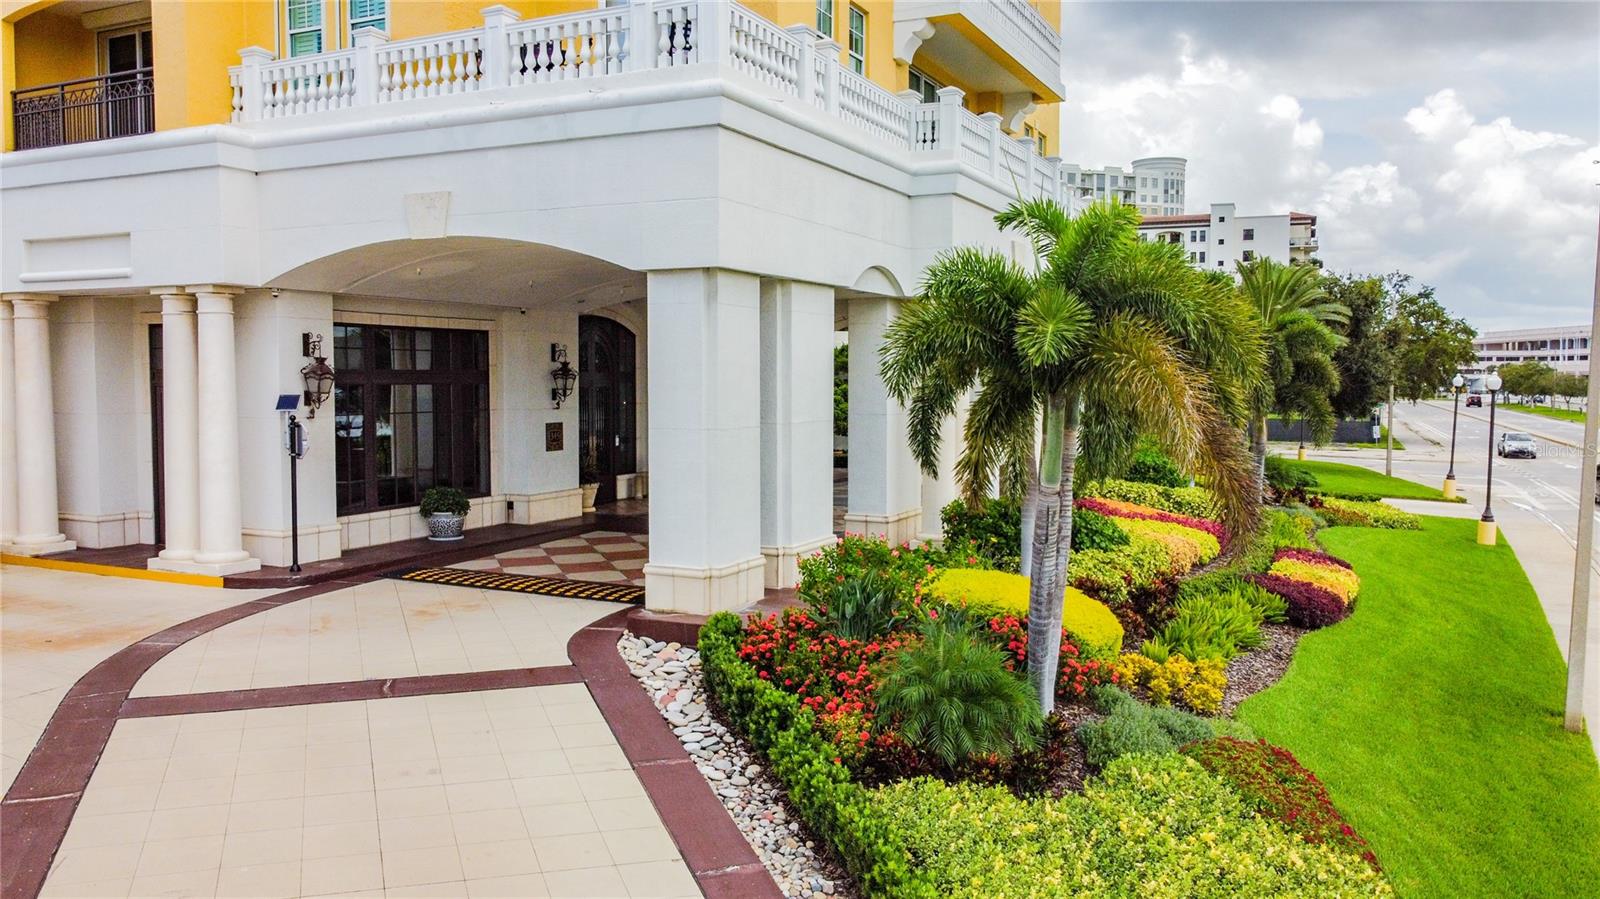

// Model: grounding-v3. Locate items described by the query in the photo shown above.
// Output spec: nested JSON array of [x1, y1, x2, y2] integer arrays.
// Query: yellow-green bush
[[1270, 558, 1361, 603], [926, 569, 1124, 660], [878, 754, 1392, 898], [1115, 518, 1221, 572], [1114, 652, 1227, 714]]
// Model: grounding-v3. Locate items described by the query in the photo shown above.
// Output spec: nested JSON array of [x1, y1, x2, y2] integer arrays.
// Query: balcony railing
[[12, 69, 155, 151], [226, 2, 1064, 204]]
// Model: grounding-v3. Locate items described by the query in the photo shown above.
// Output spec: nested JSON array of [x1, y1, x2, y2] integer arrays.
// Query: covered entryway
[[578, 315, 637, 507]]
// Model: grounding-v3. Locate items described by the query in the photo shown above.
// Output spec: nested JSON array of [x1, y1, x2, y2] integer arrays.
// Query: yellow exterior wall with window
[[5, 0, 1061, 153]]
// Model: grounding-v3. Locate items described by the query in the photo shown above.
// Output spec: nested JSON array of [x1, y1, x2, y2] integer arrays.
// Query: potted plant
[[579, 459, 601, 513], [419, 486, 471, 541]]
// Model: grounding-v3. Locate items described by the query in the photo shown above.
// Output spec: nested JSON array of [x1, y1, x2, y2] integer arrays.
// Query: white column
[[643, 269, 764, 613], [919, 394, 966, 542], [188, 287, 259, 574], [3, 294, 74, 555], [155, 291, 199, 563], [845, 296, 921, 544], [0, 301, 18, 546], [759, 280, 836, 589]]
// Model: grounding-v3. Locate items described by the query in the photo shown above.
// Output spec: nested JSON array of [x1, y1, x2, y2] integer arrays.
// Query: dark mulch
[[1047, 703, 1102, 796], [1222, 623, 1304, 715]]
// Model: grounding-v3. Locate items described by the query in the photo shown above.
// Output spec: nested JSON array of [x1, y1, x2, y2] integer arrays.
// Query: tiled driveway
[[4, 521, 710, 899], [448, 532, 648, 585]]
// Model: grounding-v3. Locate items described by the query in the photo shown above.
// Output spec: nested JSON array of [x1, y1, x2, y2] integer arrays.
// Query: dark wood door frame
[[578, 315, 637, 506]]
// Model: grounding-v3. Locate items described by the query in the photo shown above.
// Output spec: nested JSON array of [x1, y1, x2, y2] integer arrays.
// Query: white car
[[1497, 432, 1537, 459]]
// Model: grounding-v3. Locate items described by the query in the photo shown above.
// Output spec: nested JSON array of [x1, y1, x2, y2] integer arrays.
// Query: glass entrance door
[[100, 25, 154, 138], [577, 316, 636, 506]]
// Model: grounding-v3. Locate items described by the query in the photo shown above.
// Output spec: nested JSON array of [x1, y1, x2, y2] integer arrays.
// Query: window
[[332, 324, 490, 516], [287, 0, 322, 56], [1021, 124, 1046, 155], [1199, 252, 1206, 263], [1217, 260, 1224, 267], [847, 5, 866, 74], [349, 0, 386, 35], [1189, 251, 1197, 262], [908, 66, 941, 103], [1189, 230, 1197, 241], [1242, 250, 1255, 262], [1218, 215, 1226, 222], [1217, 238, 1225, 245], [1242, 228, 1255, 241], [816, 0, 834, 36]]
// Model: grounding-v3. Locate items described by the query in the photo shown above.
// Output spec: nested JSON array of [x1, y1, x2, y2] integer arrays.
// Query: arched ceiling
[[269, 237, 645, 311]]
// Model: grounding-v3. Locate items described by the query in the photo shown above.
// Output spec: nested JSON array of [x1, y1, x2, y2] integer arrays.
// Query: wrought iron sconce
[[551, 343, 576, 408], [300, 332, 336, 419]]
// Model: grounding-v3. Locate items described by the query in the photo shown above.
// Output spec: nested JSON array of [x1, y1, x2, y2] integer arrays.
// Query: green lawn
[[1239, 517, 1600, 899], [1502, 403, 1586, 424], [1286, 458, 1454, 501]]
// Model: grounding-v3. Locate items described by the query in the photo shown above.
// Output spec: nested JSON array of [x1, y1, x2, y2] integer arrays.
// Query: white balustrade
[[224, 0, 1061, 203]]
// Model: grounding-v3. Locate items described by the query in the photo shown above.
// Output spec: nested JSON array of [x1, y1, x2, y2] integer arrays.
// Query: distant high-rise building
[[1137, 203, 1319, 272], [1061, 156, 1187, 215]]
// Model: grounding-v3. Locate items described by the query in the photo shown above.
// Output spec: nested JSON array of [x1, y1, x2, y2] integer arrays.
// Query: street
[[1299, 399, 1600, 756]]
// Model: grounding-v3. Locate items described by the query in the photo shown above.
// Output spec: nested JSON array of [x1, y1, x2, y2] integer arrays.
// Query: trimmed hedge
[[699, 613, 936, 898], [923, 569, 1124, 660]]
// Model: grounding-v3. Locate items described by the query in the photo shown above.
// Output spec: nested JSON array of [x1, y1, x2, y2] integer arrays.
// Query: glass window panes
[[350, 0, 386, 34], [816, 0, 834, 36], [287, 0, 322, 56], [908, 66, 941, 104], [847, 6, 866, 74], [331, 323, 489, 516]]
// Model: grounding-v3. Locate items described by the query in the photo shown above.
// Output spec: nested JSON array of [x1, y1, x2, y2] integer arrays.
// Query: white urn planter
[[580, 482, 600, 513]]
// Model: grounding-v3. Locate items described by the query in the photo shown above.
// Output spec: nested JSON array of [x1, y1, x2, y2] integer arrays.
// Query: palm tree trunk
[[1253, 414, 1269, 492], [1019, 440, 1038, 576], [1026, 390, 1071, 714], [1051, 405, 1079, 601]]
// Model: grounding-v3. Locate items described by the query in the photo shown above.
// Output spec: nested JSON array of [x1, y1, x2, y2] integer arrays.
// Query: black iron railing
[[12, 69, 155, 151]]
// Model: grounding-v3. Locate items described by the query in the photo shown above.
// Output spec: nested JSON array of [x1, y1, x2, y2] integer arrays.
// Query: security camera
[[519, 307, 527, 315], [270, 289, 281, 298]]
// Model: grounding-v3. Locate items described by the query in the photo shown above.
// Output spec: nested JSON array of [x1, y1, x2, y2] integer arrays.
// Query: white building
[[0, 2, 1071, 617], [1061, 156, 1187, 216], [1139, 204, 1319, 272], [1472, 326, 1592, 374]]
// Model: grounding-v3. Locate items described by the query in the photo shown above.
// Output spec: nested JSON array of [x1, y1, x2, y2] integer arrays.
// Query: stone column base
[[761, 534, 837, 589], [2, 536, 77, 557], [644, 556, 765, 615], [842, 508, 922, 546], [148, 555, 262, 576]]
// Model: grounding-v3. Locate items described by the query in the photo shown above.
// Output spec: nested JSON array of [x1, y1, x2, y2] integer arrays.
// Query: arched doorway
[[578, 315, 637, 506]]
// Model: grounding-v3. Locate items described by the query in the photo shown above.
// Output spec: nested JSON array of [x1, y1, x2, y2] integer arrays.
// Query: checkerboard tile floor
[[447, 531, 649, 586]]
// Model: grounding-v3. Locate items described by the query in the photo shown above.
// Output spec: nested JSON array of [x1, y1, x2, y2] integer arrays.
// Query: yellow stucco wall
[[4, 0, 1062, 152]]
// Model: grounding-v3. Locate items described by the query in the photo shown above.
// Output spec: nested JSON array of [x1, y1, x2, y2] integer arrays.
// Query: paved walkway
[[0, 524, 766, 899]]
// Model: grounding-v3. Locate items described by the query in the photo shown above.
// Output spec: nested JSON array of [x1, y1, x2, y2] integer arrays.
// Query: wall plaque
[[546, 422, 564, 452]]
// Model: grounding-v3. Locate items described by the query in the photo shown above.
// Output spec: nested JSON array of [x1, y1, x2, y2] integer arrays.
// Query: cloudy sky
[[1059, 0, 1599, 331]]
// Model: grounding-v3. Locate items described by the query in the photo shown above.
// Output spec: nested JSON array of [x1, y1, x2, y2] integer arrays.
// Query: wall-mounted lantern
[[551, 343, 577, 408], [300, 332, 336, 419]]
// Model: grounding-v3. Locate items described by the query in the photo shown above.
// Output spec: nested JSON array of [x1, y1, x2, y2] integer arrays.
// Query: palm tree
[[1237, 258, 1347, 483], [881, 198, 1263, 713]]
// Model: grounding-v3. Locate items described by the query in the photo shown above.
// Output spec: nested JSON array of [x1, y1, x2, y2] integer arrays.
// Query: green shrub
[[1145, 588, 1265, 662], [418, 486, 471, 517], [1080, 478, 1218, 518], [1265, 455, 1319, 495], [1077, 686, 1218, 768], [1230, 509, 1317, 574], [698, 613, 936, 898], [798, 534, 971, 605], [1072, 506, 1129, 552], [1069, 536, 1173, 606], [873, 618, 1044, 770], [1315, 497, 1422, 530], [1126, 442, 1187, 487], [940, 496, 1020, 572], [878, 755, 1391, 898], [923, 569, 1124, 660], [806, 572, 904, 641]]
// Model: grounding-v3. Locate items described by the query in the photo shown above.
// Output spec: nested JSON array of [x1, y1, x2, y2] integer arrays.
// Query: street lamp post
[[1444, 373, 1465, 500], [1478, 372, 1503, 546]]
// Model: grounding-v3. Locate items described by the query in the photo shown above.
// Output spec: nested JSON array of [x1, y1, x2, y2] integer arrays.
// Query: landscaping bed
[[682, 479, 1402, 897], [1268, 456, 1458, 502]]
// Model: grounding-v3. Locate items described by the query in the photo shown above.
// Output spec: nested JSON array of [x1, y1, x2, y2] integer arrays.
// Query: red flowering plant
[[984, 614, 1117, 702], [1074, 496, 1229, 549], [735, 608, 913, 765], [1272, 547, 1353, 570], [1250, 574, 1348, 629], [1182, 737, 1380, 869]]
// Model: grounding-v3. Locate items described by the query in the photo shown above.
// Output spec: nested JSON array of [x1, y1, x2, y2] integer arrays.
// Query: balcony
[[223, 2, 1064, 205], [11, 70, 155, 151], [893, 0, 1063, 119], [1290, 236, 1319, 248]]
